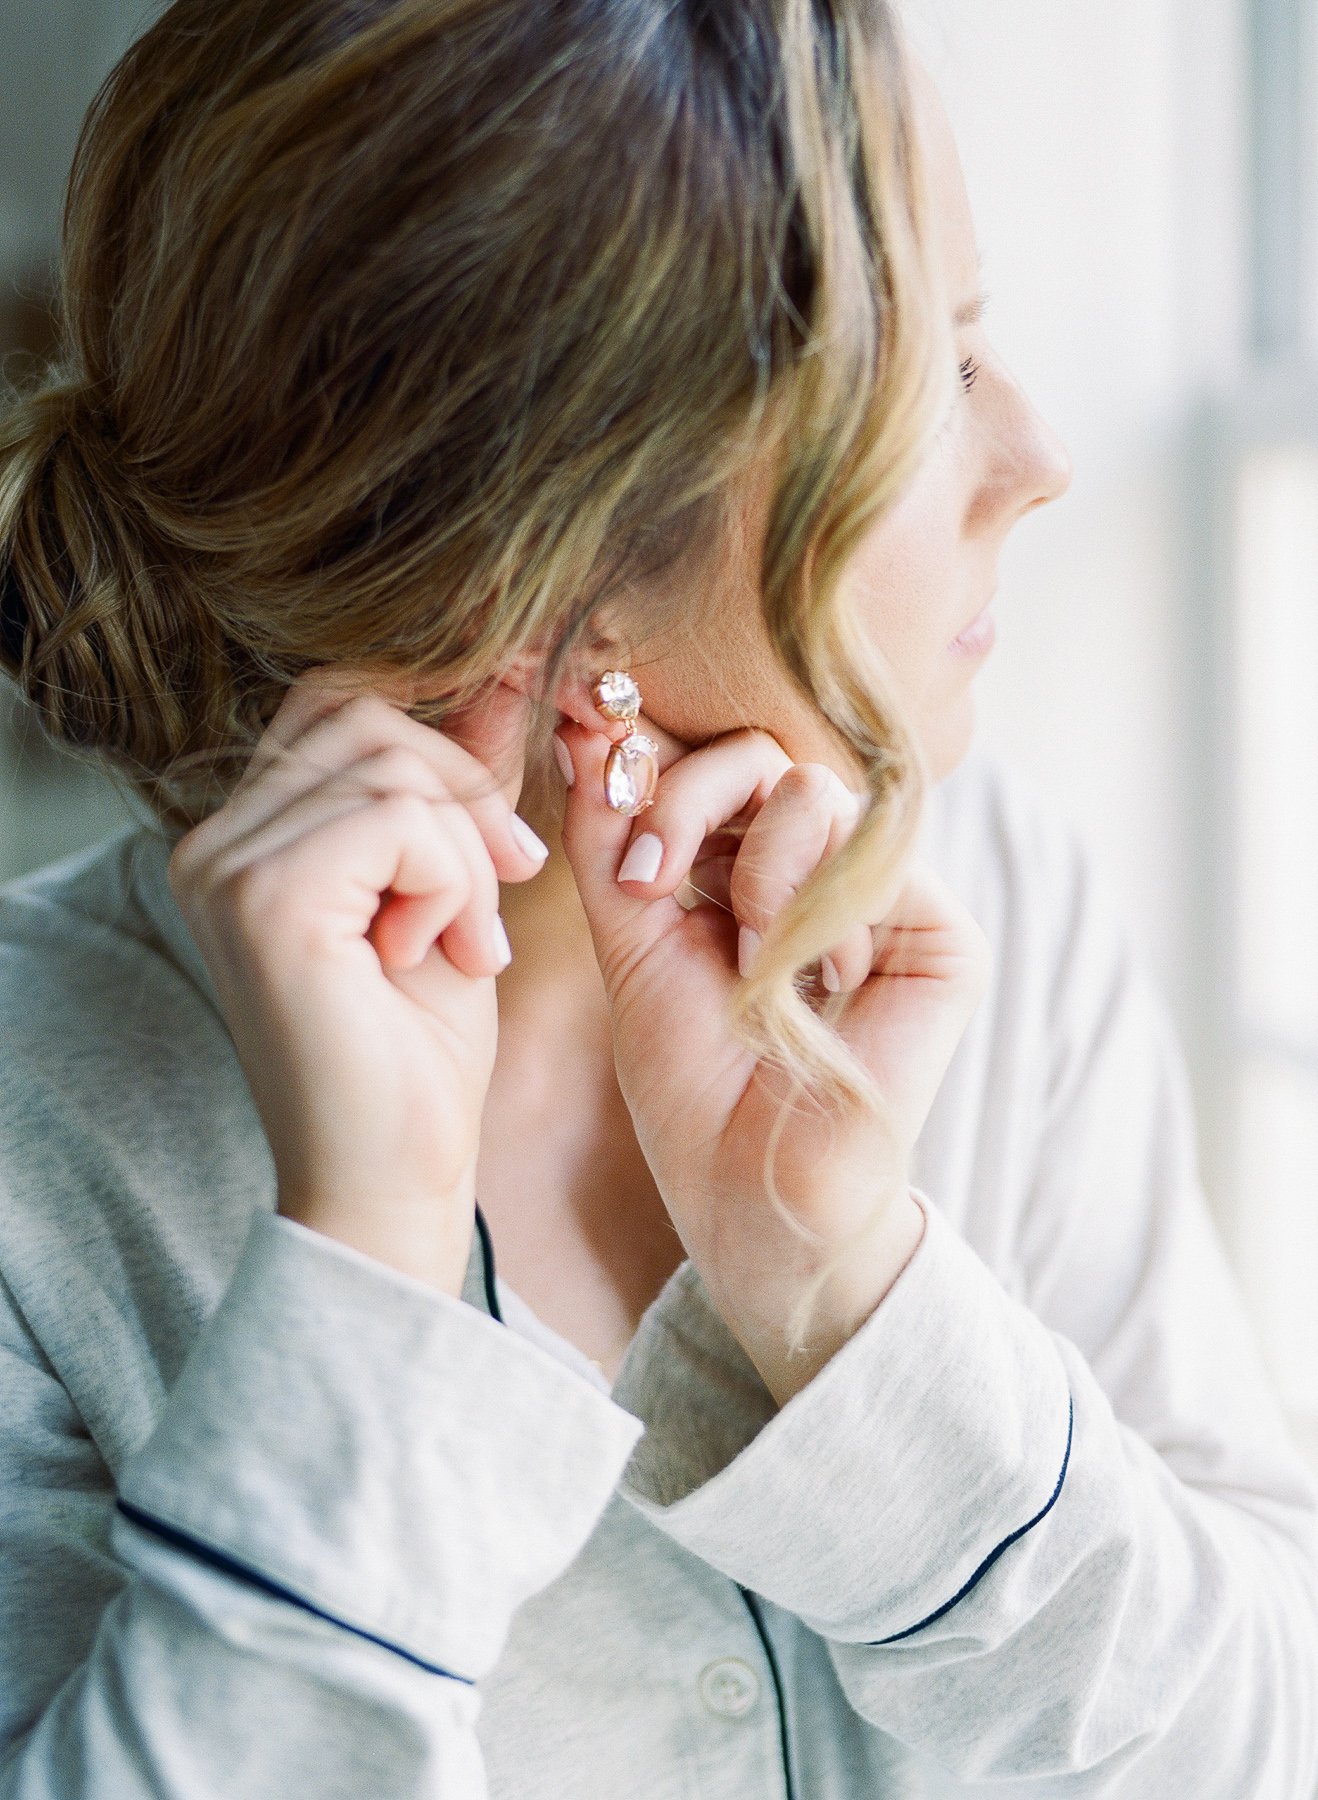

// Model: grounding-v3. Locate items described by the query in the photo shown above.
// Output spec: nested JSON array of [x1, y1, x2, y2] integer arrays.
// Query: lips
[[949, 603, 996, 656]]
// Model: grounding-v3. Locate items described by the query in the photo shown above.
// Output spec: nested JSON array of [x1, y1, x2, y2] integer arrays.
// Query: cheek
[[632, 603, 816, 749], [843, 452, 972, 705], [627, 436, 979, 772], [838, 445, 987, 783]]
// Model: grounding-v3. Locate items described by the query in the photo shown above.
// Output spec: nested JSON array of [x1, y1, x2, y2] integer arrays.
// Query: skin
[[169, 72, 1071, 1404], [576, 65, 1072, 788], [477, 72, 1071, 1382]]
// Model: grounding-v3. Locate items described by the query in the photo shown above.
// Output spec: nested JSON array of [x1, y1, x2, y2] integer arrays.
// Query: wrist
[[730, 1187, 928, 1408], [278, 1166, 478, 1298]]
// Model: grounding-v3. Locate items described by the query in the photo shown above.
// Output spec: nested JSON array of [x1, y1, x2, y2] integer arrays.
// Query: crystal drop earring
[[592, 670, 660, 817]]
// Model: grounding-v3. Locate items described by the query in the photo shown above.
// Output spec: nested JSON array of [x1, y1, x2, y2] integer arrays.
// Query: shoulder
[[0, 829, 270, 1449], [920, 745, 1138, 1015], [921, 745, 1090, 928], [916, 745, 1172, 1171], [0, 824, 223, 1095]]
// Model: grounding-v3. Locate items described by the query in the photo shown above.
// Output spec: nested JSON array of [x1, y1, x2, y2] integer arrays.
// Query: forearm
[[4, 1551, 483, 1800], [613, 1196, 1318, 1793], [710, 1186, 928, 1408], [2, 1211, 642, 1799], [828, 1332, 1318, 1791]]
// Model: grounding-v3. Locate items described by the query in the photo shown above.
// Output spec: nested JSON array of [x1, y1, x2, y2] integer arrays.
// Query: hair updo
[[0, 0, 952, 1266], [0, 377, 256, 806], [0, 0, 945, 818]]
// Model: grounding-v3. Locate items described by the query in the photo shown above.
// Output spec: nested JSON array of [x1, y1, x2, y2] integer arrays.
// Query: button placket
[[698, 1657, 762, 1720]]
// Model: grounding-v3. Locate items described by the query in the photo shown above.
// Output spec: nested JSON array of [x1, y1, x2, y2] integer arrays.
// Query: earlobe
[[553, 679, 609, 733], [550, 664, 633, 741], [499, 641, 631, 737]]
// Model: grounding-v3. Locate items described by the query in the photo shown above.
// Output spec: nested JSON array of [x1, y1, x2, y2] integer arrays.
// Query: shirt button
[[698, 1658, 761, 1719]]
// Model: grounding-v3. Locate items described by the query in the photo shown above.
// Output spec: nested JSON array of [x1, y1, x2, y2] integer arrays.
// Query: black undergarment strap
[[473, 1204, 504, 1324]]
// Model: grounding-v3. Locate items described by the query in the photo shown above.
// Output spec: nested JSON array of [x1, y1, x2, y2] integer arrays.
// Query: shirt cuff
[[613, 1193, 1073, 1643], [118, 1211, 644, 1680]]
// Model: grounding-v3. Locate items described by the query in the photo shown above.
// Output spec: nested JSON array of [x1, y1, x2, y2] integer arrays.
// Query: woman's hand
[[168, 670, 548, 1294], [555, 717, 990, 1403]]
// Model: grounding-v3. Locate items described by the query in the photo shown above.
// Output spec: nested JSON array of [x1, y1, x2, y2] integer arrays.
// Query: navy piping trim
[[869, 1391, 1075, 1646], [738, 1586, 797, 1800], [474, 1203, 504, 1324], [115, 1500, 474, 1684]]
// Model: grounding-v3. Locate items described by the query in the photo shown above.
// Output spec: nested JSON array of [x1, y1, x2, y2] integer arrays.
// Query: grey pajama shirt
[[0, 748, 1315, 1798]]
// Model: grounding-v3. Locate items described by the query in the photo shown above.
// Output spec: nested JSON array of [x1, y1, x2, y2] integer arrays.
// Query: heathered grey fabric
[[0, 746, 1315, 1798]]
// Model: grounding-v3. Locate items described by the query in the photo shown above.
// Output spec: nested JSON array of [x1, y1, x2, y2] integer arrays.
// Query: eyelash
[[959, 355, 981, 393]]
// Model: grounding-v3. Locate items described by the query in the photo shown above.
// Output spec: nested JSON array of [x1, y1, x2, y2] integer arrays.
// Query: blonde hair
[[0, 0, 951, 1348]]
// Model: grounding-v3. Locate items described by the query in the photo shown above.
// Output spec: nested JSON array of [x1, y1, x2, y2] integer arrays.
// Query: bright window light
[[1228, 441, 1318, 1443], [1235, 1057, 1318, 1419], [1233, 446, 1318, 1048]]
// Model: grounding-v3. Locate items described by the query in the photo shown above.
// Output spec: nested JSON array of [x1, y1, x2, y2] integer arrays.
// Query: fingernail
[[738, 927, 762, 979], [511, 814, 549, 864], [617, 832, 663, 885], [552, 734, 575, 788], [491, 916, 513, 970], [821, 955, 841, 993]]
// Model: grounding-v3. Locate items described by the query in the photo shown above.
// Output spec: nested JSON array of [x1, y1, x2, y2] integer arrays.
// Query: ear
[[500, 649, 629, 742]]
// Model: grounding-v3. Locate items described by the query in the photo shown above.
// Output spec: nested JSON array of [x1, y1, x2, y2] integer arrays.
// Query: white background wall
[[1, 0, 1254, 1190], [909, 0, 1249, 1063]]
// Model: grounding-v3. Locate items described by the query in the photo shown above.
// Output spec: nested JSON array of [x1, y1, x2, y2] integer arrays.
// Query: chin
[[920, 692, 978, 784]]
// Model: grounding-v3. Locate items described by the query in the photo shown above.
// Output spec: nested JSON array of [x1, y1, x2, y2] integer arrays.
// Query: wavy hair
[[0, 0, 952, 1346]]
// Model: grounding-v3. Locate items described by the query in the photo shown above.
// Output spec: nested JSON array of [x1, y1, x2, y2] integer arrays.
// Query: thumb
[[554, 719, 686, 992]]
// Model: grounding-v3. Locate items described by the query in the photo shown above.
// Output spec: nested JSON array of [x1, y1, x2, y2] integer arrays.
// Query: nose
[[1022, 404, 1074, 513], [973, 375, 1073, 534]]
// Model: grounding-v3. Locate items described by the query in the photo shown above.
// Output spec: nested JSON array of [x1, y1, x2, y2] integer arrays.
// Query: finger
[[728, 762, 863, 969], [554, 720, 666, 962], [336, 754, 504, 978], [226, 793, 485, 977], [374, 815, 495, 981], [825, 857, 990, 1010], [817, 923, 878, 996], [558, 706, 801, 963], [199, 692, 547, 885], [233, 665, 391, 793], [867, 858, 992, 986], [834, 859, 992, 1082], [676, 834, 741, 913], [207, 768, 503, 979], [556, 711, 751, 994], [611, 728, 793, 897]]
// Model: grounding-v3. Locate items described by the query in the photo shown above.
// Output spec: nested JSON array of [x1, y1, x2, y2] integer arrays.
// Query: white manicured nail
[[821, 955, 841, 993], [552, 735, 575, 787], [738, 927, 762, 979], [617, 832, 663, 885], [491, 916, 512, 969], [511, 814, 549, 864]]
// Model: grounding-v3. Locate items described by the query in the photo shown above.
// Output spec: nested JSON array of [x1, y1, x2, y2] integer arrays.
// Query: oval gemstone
[[604, 734, 659, 816]]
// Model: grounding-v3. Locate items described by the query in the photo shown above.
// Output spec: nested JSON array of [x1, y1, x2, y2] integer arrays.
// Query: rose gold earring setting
[[592, 670, 659, 817]]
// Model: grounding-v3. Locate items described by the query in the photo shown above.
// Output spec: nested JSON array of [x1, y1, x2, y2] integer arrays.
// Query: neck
[[496, 830, 612, 1060], [480, 797, 687, 1357]]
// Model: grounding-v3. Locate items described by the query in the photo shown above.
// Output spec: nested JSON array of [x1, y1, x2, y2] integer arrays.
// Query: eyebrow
[[954, 291, 990, 328]]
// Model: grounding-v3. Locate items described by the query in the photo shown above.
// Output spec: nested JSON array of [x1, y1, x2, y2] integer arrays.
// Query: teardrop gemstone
[[604, 733, 660, 816]]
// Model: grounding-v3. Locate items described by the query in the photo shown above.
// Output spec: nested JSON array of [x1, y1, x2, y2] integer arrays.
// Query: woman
[[0, 0, 1314, 1794]]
